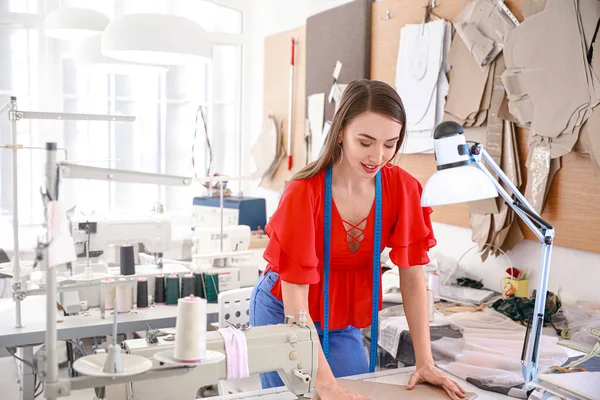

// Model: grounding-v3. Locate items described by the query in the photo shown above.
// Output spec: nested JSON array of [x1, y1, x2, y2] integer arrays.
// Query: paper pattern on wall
[[395, 19, 451, 154]]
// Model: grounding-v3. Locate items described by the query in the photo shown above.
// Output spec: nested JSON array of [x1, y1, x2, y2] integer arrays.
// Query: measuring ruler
[[323, 165, 382, 372]]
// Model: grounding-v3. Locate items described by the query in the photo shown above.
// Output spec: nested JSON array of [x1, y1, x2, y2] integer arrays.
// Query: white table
[[0, 295, 219, 400]]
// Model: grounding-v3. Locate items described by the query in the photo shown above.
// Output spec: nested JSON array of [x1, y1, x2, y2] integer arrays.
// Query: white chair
[[216, 287, 262, 395]]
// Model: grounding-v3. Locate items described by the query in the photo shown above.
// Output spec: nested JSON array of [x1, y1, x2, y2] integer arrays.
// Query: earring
[[385, 162, 394, 169], [336, 143, 344, 166]]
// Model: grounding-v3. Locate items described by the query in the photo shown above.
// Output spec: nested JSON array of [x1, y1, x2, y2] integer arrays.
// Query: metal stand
[[469, 143, 554, 390], [0, 96, 135, 330], [42, 143, 60, 400]]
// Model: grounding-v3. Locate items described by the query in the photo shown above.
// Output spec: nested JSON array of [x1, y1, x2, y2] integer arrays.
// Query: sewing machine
[[70, 214, 171, 267], [101, 323, 318, 400], [192, 225, 259, 289]]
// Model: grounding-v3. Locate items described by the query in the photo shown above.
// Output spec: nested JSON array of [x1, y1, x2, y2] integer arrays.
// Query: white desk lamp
[[421, 121, 555, 394]]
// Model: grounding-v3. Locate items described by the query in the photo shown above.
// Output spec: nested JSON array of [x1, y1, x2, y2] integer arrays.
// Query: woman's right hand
[[314, 381, 373, 400]]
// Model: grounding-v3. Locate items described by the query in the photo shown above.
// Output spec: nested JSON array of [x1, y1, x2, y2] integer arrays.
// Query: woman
[[249, 80, 465, 400]]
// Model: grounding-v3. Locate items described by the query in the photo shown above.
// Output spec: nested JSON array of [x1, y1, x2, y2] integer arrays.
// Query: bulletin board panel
[[371, 0, 600, 254], [262, 26, 307, 191], [306, 0, 372, 122]]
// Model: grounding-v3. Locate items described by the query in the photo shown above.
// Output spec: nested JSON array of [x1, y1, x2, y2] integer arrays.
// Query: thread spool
[[116, 278, 133, 313], [119, 244, 136, 276], [166, 274, 180, 305], [155, 274, 166, 304], [428, 289, 435, 322], [194, 271, 205, 299], [203, 272, 219, 303], [173, 296, 207, 362], [136, 278, 149, 308], [428, 272, 440, 302], [181, 274, 195, 297], [103, 278, 116, 310]]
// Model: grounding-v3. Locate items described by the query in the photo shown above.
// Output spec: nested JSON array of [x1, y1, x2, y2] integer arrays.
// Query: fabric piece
[[454, 0, 516, 68], [502, 0, 600, 140], [445, 34, 490, 123], [396, 20, 451, 154], [432, 309, 569, 390], [490, 291, 562, 326], [249, 270, 368, 389], [218, 326, 249, 381], [563, 354, 600, 372], [262, 166, 435, 331], [477, 119, 524, 259]]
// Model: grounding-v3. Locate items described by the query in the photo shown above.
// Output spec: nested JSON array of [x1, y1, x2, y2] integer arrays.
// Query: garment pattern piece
[[502, 0, 600, 140], [396, 19, 451, 153], [454, 0, 515, 68]]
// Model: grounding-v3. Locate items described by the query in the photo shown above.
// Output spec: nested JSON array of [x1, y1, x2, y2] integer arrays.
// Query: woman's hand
[[313, 381, 373, 400], [407, 364, 466, 400]]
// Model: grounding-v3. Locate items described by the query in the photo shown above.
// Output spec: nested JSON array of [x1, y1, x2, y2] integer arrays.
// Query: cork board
[[261, 26, 307, 191], [370, 0, 600, 254]]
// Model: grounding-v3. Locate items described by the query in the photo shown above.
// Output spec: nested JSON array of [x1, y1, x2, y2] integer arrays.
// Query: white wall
[[244, 0, 600, 305]]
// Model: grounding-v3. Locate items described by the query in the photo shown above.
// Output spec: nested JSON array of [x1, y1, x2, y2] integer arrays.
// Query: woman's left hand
[[406, 364, 466, 400]]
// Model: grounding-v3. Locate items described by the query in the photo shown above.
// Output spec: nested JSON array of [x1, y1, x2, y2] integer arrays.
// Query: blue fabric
[[249, 270, 369, 389]]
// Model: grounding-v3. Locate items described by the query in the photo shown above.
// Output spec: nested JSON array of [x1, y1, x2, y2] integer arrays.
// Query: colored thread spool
[[103, 278, 116, 310], [181, 274, 195, 297], [137, 278, 149, 308], [119, 244, 136, 276], [166, 274, 180, 305], [203, 272, 219, 304], [155, 274, 166, 304], [174, 296, 207, 362], [116, 278, 133, 313], [194, 271, 205, 299]]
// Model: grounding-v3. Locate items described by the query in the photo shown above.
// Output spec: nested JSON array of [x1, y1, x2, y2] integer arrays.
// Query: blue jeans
[[249, 270, 369, 389]]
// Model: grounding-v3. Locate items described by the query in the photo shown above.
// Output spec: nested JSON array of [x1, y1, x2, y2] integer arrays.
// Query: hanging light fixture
[[44, 8, 109, 41], [101, 14, 212, 66], [78, 33, 167, 74]]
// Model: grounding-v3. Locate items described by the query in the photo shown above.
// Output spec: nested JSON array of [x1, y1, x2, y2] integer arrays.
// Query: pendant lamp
[[78, 33, 167, 74], [101, 14, 212, 66], [44, 8, 109, 41]]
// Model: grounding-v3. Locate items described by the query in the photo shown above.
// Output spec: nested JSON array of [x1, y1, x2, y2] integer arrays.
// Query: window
[[0, 0, 247, 227]]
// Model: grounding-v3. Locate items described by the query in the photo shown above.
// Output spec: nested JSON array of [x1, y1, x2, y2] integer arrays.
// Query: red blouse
[[263, 166, 436, 330]]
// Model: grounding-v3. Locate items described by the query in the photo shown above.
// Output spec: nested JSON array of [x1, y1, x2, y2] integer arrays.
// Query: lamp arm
[[470, 144, 554, 242], [470, 143, 555, 388]]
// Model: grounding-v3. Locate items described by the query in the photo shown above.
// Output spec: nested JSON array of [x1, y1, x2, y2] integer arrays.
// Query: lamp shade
[[78, 33, 167, 74], [421, 166, 498, 206], [44, 8, 109, 41], [420, 121, 498, 207], [101, 14, 211, 66]]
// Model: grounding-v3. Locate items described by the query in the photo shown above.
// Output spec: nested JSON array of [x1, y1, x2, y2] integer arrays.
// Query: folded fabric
[[218, 326, 249, 381]]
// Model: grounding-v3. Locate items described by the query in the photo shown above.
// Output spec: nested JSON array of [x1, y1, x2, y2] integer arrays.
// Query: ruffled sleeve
[[263, 180, 320, 284], [387, 175, 437, 268]]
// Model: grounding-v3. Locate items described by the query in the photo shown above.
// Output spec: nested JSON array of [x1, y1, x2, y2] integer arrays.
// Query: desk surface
[[212, 367, 513, 400], [0, 295, 219, 347]]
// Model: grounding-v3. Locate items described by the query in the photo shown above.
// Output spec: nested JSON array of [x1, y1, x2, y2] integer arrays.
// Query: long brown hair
[[292, 79, 406, 181]]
